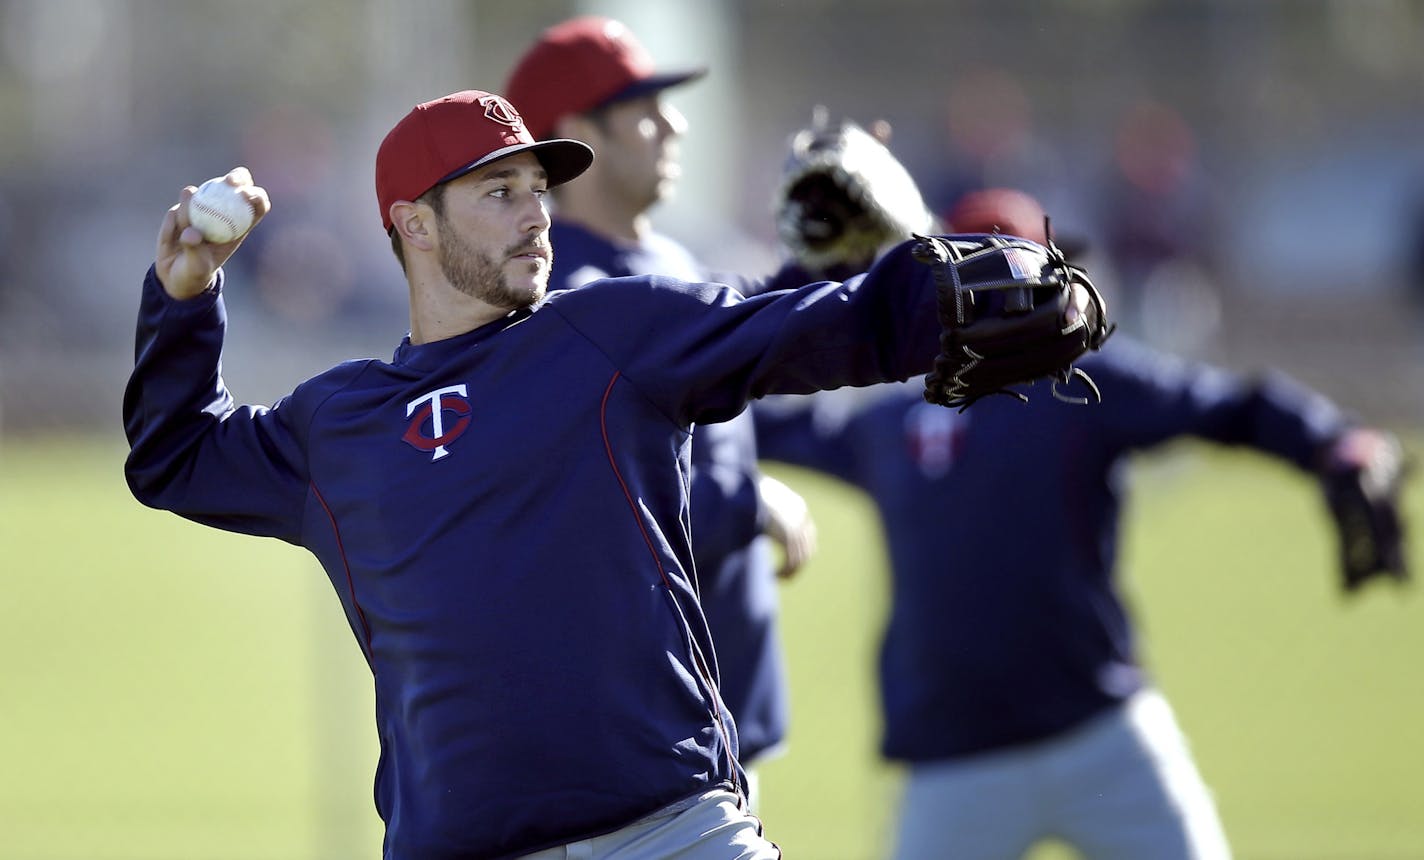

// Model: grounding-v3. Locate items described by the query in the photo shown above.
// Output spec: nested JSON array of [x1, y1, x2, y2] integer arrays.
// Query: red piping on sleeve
[[311, 482, 376, 669], [598, 372, 676, 591]]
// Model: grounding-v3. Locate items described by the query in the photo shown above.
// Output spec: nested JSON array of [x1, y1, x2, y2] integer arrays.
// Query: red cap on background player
[[946, 188, 1050, 242], [505, 16, 707, 140], [946, 187, 1088, 257], [375, 89, 594, 232]]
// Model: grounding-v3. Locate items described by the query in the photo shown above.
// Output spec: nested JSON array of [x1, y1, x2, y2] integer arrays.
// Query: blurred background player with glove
[[775, 106, 937, 279], [756, 184, 1409, 859], [504, 15, 819, 805]]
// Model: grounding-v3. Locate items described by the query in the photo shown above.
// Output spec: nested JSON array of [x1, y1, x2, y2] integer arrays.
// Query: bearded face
[[436, 212, 549, 310]]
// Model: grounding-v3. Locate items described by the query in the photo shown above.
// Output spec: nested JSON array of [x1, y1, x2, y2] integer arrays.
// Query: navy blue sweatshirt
[[547, 220, 797, 765], [123, 241, 939, 860], [754, 337, 1349, 764]]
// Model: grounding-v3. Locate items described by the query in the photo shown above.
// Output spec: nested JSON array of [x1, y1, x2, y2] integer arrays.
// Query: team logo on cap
[[403, 384, 472, 461], [479, 95, 525, 133]]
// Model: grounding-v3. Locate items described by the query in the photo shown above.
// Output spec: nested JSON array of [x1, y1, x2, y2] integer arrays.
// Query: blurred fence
[[2, 0, 1422, 434]]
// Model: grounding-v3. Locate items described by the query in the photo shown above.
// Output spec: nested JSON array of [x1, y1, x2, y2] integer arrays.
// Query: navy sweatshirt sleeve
[[548, 238, 941, 428], [1087, 337, 1351, 466], [123, 268, 315, 543]]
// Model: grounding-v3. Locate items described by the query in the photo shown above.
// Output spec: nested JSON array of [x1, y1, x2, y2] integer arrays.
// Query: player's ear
[[390, 201, 435, 253]]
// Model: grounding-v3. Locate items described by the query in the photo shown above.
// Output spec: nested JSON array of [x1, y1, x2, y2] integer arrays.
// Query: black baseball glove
[[1321, 429, 1411, 592], [774, 108, 935, 276], [911, 232, 1113, 410]]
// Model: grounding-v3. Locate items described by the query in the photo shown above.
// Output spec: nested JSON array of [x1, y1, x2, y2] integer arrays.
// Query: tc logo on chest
[[403, 384, 471, 461], [904, 403, 969, 478]]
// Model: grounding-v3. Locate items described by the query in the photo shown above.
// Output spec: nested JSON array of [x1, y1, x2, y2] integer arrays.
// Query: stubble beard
[[437, 219, 547, 309]]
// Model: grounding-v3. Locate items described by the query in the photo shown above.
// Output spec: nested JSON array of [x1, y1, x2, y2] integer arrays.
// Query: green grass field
[[3, 434, 1422, 860]]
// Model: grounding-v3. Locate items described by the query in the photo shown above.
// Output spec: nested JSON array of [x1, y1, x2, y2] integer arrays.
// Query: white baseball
[[188, 177, 256, 244]]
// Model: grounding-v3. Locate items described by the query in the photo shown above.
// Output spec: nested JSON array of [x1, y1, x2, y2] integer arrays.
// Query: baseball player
[[754, 190, 1408, 860], [123, 89, 1100, 858], [503, 16, 816, 804]]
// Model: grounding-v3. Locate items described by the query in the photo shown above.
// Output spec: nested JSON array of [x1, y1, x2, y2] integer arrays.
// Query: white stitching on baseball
[[192, 200, 240, 236]]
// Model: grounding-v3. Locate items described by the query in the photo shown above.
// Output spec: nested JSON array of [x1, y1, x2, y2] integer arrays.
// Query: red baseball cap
[[374, 89, 594, 232], [946, 188, 1049, 242], [504, 16, 707, 140], [946, 188, 1089, 257]]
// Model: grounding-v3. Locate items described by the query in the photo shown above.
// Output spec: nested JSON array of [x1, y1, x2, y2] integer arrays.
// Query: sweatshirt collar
[[391, 304, 538, 369]]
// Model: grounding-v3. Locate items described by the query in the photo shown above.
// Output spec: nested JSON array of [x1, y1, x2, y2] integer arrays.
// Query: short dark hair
[[389, 184, 448, 271]]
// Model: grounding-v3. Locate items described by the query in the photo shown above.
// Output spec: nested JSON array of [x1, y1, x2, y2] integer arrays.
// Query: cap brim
[[602, 68, 707, 106], [438, 138, 595, 189]]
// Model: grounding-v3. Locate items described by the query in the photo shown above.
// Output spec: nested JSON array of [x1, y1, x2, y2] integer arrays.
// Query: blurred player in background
[[505, 15, 818, 805], [755, 188, 1408, 860]]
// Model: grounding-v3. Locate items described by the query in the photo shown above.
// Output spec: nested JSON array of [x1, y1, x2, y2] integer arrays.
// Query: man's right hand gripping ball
[[156, 167, 271, 300]]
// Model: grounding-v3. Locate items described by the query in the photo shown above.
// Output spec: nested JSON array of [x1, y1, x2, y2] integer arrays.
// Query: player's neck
[[405, 270, 524, 345], [559, 212, 652, 246], [552, 187, 651, 245]]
